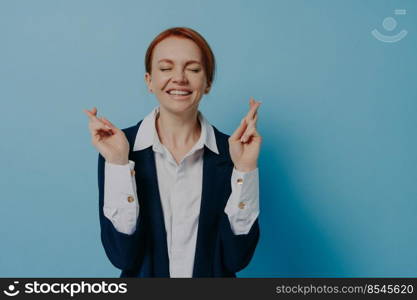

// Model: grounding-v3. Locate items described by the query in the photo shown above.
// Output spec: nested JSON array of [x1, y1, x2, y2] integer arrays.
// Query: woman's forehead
[[152, 37, 202, 63]]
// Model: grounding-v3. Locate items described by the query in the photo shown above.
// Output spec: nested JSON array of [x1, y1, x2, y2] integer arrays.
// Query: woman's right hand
[[83, 107, 130, 165]]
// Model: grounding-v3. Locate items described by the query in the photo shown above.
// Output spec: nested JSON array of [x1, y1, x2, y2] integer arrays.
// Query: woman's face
[[145, 37, 209, 116]]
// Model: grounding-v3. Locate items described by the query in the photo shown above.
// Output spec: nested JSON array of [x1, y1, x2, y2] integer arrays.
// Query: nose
[[172, 68, 187, 84]]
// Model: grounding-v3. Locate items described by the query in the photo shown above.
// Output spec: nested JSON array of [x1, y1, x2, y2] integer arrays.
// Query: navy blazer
[[97, 120, 260, 277]]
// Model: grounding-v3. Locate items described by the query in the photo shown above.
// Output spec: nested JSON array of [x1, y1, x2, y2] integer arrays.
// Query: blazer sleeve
[[98, 153, 144, 271], [219, 209, 260, 273]]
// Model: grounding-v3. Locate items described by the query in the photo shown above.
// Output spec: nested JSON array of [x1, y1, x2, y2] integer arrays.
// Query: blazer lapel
[[193, 146, 232, 277], [131, 147, 170, 277]]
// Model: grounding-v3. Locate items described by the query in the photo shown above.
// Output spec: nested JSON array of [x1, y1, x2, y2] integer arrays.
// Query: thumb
[[100, 117, 117, 131], [230, 118, 248, 141]]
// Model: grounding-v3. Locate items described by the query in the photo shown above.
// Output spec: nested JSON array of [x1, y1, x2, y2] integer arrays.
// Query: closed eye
[[160, 68, 172, 71], [188, 69, 201, 73]]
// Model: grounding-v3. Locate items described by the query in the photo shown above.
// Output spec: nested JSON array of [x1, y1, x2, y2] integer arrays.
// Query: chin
[[160, 99, 197, 115]]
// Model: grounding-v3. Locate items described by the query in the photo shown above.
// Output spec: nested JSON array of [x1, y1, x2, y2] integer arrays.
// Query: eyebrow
[[157, 59, 201, 66]]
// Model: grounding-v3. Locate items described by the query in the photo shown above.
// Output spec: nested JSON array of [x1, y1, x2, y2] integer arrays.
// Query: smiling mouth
[[166, 89, 193, 96]]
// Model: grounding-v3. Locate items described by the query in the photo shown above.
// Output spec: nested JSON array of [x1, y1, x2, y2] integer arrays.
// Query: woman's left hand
[[229, 97, 262, 172]]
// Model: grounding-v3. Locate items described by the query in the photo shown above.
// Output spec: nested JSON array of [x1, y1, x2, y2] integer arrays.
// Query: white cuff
[[103, 160, 139, 235], [224, 167, 260, 235]]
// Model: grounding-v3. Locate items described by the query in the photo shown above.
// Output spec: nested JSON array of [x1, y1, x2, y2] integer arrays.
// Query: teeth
[[168, 90, 191, 95]]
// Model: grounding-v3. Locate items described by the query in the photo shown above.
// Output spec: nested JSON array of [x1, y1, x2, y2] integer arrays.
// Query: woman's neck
[[155, 106, 201, 150]]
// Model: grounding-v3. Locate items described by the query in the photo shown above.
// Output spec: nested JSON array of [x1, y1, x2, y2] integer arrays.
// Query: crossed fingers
[[241, 97, 260, 142], [83, 107, 114, 140], [230, 97, 261, 143]]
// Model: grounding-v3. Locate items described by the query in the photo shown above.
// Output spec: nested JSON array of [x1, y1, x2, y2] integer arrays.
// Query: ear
[[204, 83, 211, 94], [145, 72, 153, 93]]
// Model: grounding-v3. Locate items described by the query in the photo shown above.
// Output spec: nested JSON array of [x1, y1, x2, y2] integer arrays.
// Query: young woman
[[84, 27, 261, 277]]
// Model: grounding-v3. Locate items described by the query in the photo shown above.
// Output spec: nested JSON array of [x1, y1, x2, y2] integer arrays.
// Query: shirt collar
[[133, 106, 219, 155]]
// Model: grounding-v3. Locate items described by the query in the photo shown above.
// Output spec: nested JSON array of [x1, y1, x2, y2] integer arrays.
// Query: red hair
[[145, 27, 216, 87]]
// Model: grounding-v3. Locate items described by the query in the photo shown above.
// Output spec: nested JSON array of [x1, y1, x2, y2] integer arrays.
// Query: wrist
[[106, 156, 129, 165], [234, 165, 257, 172]]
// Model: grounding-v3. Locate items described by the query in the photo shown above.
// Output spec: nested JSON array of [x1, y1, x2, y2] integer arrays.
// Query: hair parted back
[[145, 27, 216, 87]]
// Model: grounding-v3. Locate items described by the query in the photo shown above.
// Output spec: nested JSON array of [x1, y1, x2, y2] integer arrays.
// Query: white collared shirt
[[103, 106, 259, 277]]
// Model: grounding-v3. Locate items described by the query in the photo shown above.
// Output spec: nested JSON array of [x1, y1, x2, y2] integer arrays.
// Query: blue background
[[1, 0, 416, 277]]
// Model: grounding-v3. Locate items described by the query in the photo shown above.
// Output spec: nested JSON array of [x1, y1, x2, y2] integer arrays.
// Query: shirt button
[[127, 196, 135, 203], [130, 169, 136, 176], [238, 202, 246, 209], [237, 178, 244, 184]]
